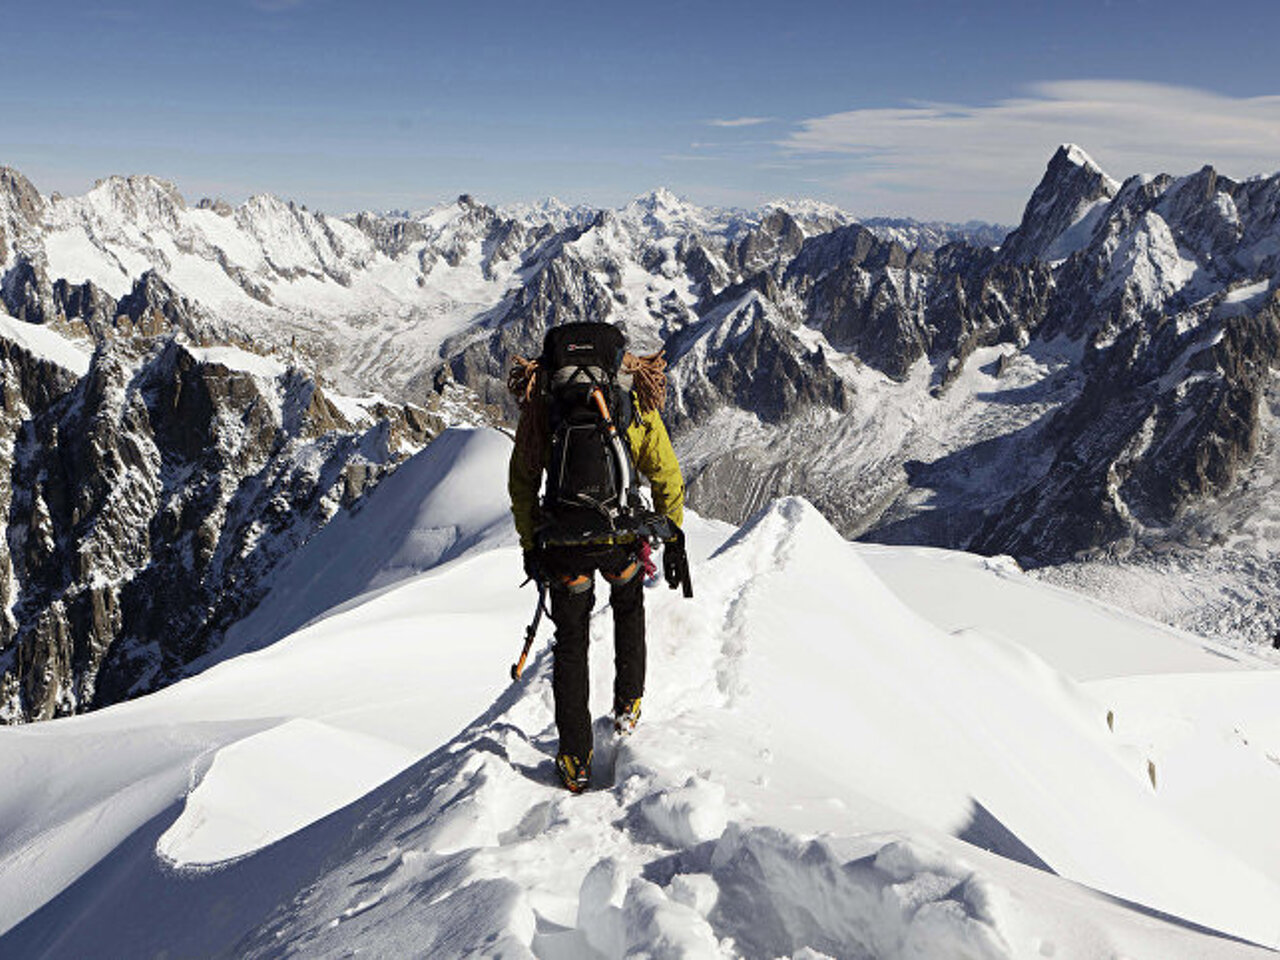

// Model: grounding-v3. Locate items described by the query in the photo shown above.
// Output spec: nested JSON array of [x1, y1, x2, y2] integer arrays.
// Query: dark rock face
[[680, 235, 730, 302], [786, 227, 922, 380], [0, 334, 438, 722], [731, 209, 806, 278], [777, 225, 1055, 384], [196, 197, 234, 216], [667, 294, 851, 426], [0, 167, 47, 266], [1, 258, 52, 324], [51, 277, 117, 331], [114, 270, 204, 337], [972, 294, 1280, 562], [350, 211, 432, 258], [1, 263, 203, 341], [929, 250, 1055, 391], [787, 223, 908, 277]]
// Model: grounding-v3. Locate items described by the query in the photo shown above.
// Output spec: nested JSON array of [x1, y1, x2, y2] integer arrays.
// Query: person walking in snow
[[508, 322, 688, 793]]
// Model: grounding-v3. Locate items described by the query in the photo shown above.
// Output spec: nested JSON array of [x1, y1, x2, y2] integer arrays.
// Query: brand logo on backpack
[[539, 323, 640, 543]]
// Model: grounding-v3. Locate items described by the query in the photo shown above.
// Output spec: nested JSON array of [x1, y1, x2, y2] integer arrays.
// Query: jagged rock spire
[[1000, 144, 1121, 264]]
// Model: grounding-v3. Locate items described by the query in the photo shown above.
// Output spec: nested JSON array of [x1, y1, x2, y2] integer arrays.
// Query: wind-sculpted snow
[[180, 427, 518, 675], [0, 309, 91, 375], [2, 473, 1278, 957]]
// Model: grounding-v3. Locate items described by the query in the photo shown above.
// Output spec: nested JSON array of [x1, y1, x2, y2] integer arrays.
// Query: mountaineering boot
[[613, 697, 642, 736], [556, 751, 592, 793]]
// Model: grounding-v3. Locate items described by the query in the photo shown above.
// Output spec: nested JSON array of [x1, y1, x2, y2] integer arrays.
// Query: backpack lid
[[542, 322, 625, 376]]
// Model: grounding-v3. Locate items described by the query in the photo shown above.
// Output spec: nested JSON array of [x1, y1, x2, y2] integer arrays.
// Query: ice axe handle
[[510, 582, 548, 681], [510, 634, 533, 680]]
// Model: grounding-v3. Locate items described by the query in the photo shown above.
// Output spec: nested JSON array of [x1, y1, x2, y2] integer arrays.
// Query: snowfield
[[1, 428, 1279, 958]]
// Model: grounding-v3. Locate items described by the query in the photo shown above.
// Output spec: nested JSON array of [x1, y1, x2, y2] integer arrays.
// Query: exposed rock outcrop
[[0, 330, 440, 722]]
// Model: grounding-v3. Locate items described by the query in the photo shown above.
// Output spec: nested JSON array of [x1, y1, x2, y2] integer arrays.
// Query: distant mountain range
[[1, 145, 1278, 720]]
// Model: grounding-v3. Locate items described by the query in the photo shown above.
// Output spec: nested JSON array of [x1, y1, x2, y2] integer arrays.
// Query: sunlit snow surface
[[1, 428, 1279, 958], [0, 310, 92, 376]]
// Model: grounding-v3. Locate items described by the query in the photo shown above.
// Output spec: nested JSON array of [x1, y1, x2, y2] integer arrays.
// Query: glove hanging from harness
[[661, 526, 693, 598], [663, 536, 686, 591]]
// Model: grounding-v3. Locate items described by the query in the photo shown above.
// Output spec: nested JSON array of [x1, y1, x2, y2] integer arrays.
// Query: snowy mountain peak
[[0, 166, 44, 224], [629, 186, 685, 210], [1061, 143, 1104, 175], [0, 168, 44, 264], [499, 196, 596, 231], [1055, 144, 1122, 196], [762, 197, 850, 223], [85, 174, 188, 223], [621, 187, 713, 238], [1000, 145, 1123, 264], [525, 195, 573, 214], [240, 191, 296, 218]]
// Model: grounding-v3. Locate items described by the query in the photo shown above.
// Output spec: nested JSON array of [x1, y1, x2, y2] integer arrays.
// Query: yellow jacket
[[509, 401, 685, 551]]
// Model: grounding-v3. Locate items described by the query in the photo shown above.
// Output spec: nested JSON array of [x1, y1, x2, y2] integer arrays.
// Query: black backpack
[[538, 322, 641, 543]]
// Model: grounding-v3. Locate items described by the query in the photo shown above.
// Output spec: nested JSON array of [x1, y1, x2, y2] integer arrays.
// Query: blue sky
[[3, 0, 1279, 222]]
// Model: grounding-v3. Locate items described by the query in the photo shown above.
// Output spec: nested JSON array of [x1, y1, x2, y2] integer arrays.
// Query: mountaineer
[[508, 321, 689, 793]]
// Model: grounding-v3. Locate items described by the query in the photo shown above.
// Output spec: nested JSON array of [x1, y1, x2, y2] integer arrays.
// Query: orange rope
[[507, 356, 541, 407], [508, 356, 547, 471], [623, 349, 667, 413], [506, 344, 668, 469]]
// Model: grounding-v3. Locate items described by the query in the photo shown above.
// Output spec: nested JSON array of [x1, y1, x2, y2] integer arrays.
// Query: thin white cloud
[[709, 116, 775, 128], [778, 81, 1280, 221]]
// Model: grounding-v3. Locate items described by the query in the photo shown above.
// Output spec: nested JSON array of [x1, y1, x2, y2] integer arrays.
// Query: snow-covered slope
[[186, 426, 520, 668], [2, 427, 1278, 958]]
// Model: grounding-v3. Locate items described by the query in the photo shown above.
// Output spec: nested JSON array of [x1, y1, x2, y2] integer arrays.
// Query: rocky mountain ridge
[[421, 146, 1280, 642], [0, 311, 485, 721], [3, 144, 1279, 687], [1, 168, 1005, 392]]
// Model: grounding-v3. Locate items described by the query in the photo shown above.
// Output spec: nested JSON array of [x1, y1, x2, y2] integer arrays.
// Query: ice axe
[[510, 580, 549, 681]]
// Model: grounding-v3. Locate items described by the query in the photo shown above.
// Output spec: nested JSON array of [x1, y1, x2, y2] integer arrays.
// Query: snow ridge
[[3, 459, 1278, 957]]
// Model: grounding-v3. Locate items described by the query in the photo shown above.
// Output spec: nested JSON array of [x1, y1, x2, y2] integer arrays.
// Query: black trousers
[[543, 544, 645, 759]]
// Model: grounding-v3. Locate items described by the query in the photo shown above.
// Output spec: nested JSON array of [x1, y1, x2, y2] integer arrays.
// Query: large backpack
[[538, 322, 641, 544]]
